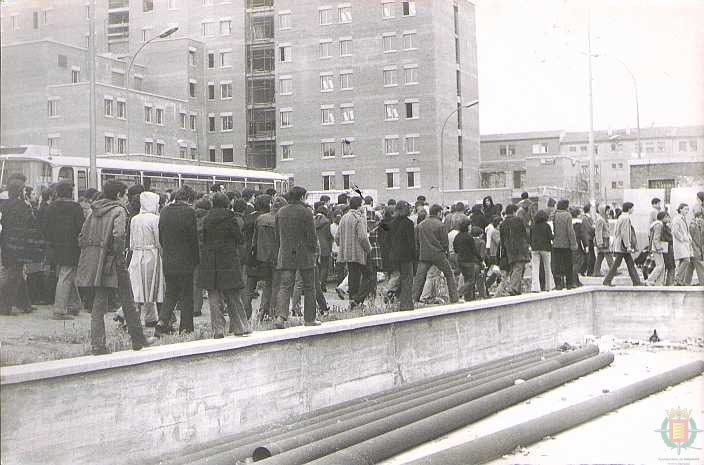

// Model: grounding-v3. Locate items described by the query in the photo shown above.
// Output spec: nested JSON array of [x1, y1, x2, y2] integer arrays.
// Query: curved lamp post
[[439, 99, 478, 206]]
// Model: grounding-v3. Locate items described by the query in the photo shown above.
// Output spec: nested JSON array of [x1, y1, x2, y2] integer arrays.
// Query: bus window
[[0, 159, 53, 190], [143, 173, 179, 193], [77, 169, 88, 192], [100, 169, 140, 187], [58, 167, 74, 184]]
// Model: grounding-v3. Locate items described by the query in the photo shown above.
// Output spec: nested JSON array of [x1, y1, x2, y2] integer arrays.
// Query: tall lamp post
[[118, 26, 179, 159], [439, 99, 479, 206]]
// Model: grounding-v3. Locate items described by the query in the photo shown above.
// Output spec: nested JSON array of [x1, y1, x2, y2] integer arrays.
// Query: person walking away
[[498, 204, 531, 295], [412, 204, 459, 303], [127, 192, 164, 326], [516, 192, 535, 236], [198, 193, 251, 338], [336, 196, 373, 310], [552, 199, 577, 290], [581, 204, 596, 275], [571, 208, 586, 287], [672, 203, 694, 285], [274, 186, 322, 328], [688, 210, 704, 285], [245, 194, 275, 321], [646, 211, 668, 286], [661, 214, 677, 285], [41, 181, 84, 319], [156, 186, 199, 336], [530, 209, 554, 292], [269, 196, 288, 314], [592, 204, 614, 276], [192, 197, 212, 318], [315, 202, 334, 293], [453, 218, 483, 301], [603, 202, 642, 286], [75, 180, 156, 354], [386, 201, 415, 310]]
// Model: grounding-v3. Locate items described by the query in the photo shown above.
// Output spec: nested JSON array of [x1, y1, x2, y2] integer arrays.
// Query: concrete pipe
[[172, 349, 550, 465], [304, 352, 615, 465], [249, 346, 601, 465], [186, 351, 560, 465], [405, 360, 704, 465]]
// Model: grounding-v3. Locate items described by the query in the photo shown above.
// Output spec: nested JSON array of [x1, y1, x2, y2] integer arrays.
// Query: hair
[[349, 196, 363, 209], [265, 188, 277, 197], [491, 215, 502, 227], [395, 200, 410, 214], [288, 186, 307, 202], [429, 204, 443, 217], [458, 217, 470, 233], [417, 209, 427, 223], [547, 197, 556, 208], [471, 226, 483, 237], [255, 194, 272, 212], [211, 192, 230, 209], [272, 196, 288, 213], [232, 198, 248, 213], [337, 193, 349, 205], [128, 184, 145, 199], [622, 202, 634, 213], [364, 195, 374, 205], [7, 179, 25, 199], [677, 203, 688, 213], [210, 183, 224, 193], [697, 191, 704, 202], [583, 204, 591, 214], [314, 200, 323, 211], [102, 180, 128, 201], [556, 199, 570, 211], [319, 194, 330, 203], [174, 186, 196, 203], [241, 188, 257, 201], [55, 181, 74, 199], [483, 196, 494, 207], [651, 197, 662, 206], [521, 192, 529, 200], [494, 203, 503, 214], [195, 198, 212, 210], [387, 198, 396, 206], [534, 209, 549, 224], [695, 210, 704, 219], [570, 207, 581, 218], [416, 195, 427, 203], [226, 191, 237, 201], [79, 188, 99, 202], [505, 203, 518, 215], [455, 202, 465, 213], [656, 211, 668, 221]]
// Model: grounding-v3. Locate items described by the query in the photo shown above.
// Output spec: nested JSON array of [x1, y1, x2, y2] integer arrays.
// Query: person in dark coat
[[482, 195, 500, 220], [315, 202, 334, 292], [498, 203, 531, 295], [274, 186, 321, 328], [156, 186, 199, 335], [387, 200, 416, 310], [244, 194, 274, 321], [551, 199, 577, 289], [198, 193, 251, 338], [41, 181, 84, 319], [530, 209, 554, 292], [469, 204, 488, 231], [192, 197, 212, 318], [571, 207, 586, 287], [453, 218, 483, 301], [581, 204, 596, 276]]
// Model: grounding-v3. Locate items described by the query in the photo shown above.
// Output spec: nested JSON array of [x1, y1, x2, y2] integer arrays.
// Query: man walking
[[552, 199, 577, 289], [592, 204, 614, 276], [498, 204, 531, 295], [603, 202, 642, 286], [337, 196, 373, 309]]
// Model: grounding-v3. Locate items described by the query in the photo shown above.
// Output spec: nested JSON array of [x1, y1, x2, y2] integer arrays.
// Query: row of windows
[[6, 10, 50, 31], [319, 106, 355, 124], [318, 39, 354, 58], [279, 136, 419, 161], [207, 82, 234, 100], [207, 115, 234, 132], [319, 168, 420, 192], [103, 135, 197, 160]]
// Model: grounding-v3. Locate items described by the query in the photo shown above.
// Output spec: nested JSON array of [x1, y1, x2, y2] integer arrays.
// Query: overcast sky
[[474, 0, 704, 134]]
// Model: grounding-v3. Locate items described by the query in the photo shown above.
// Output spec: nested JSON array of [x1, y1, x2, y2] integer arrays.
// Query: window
[[338, 6, 352, 23], [179, 112, 187, 129], [104, 98, 114, 117], [610, 142, 622, 152], [385, 103, 399, 121], [404, 66, 418, 85], [319, 41, 332, 58], [155, 108, 164, 125], [144, 141, 154, 155], [208, 84, 215, 100], [320, 74, 334, 92], [480, 172, 506, 188], [680, 139, 699, 151], [322, 173, 335, 191], [71, 69, 80, 83], [143, 0, 154, 12], [382, 1, 395, 19], [279, 13, 291, 30], [319, 8, 334, 25], [209, 148, 216, 162], [104, 136, 114, 153], [580, 145, 587, 152], [117, 138, 126, 154], [189, 81, 196, 98], [383, 68, 398, 86], [48, 136, 60, 151], [281, 143, 293, 160], [42, 9, 49, 25], [221, 115, 233, 131], [321, 142, 336, 158], [339, 39, 353, 56], [220, 20, 232, 36], [342, 139, 354, 157], [156, 142, 165, 156], [190, 148, 197, 160], [690, 140, 699, 151], [403, 32, 416, 50], [280, 109, 292, 127], [58, 55, 68, 68], [341, 105, 355, 123], [33, 11, 39, 29], [201, 22, 216, 37], [618, 162, 624, 169], [402, 0, 416, 16], [190, 114, 197, 131], [48, 98, 59, 117], [222, 148, 234, 163], [406, 169, 420, 188], [280, 45, 292, 62], [220, 51, 232, 67], [221, 82, 233, 99], [115, 100, 125, 119], [382, 34, 396, 52], [279, 77, 293, 95], [405, 101, 418, 119], [179, 146, 187, 158], [611, 182, 617, 189], [656, 141, 666, 153], [321, 108, 335, 125], [405, 135, 419, 153], [532, 143, 549, 154], [386, 170, 400, 189], [208, 115, 216, 132], [340, 72, 353, 90], [385, 136, 399, 155], [141, 28, 149, 42], [134, 76, 143, 90], [189, 50, 196, 66], [342, 173, 352, 189], [168, 0, 177, 9], [144, 105, 153, 123], [202, 0, 213, 5], [207, 52, 215, 68], [499, 144, 516, 157], [568, 145, 577, 152], [645, 142, 655, 154]]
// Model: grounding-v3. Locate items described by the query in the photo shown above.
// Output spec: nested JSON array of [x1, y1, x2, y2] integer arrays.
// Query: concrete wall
[[1, 288, 701, 465]]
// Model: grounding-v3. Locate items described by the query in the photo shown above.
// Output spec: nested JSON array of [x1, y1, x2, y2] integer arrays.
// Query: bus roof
[[0, 154, 287, 181]]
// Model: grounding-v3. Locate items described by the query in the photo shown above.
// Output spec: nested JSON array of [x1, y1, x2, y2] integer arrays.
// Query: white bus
[[0, 146, 289, 199]]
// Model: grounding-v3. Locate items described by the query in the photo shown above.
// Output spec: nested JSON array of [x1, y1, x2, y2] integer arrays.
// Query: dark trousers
[[347, 262, 374, 304], [244, 275, 272, 320], [572, 251, 585, 285], [592, 250, 614, 276], [551, 248, 574, 289], [458, 262, 479, 301], [277, 268, 316, 322], [412, 256, 459, 303], [584, 241, 596, 275], [318, 255, 330, 290], [159, 273, 194, 333], [604, 252, 642, 286], [397, 261, 414, 310], [0, 263, 26, 313]]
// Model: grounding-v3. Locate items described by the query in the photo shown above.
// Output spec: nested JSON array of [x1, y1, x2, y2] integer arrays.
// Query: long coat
[[315, 213, 334, 257], [158, 201, 199, 275], [552, 210, 577, 250], [594, 206, 611, 252], [0, 198, 44, 266], [276, 201, 318, 270], [128, 192, 165, 303], [336, 208, 371, 265], [76, 199, 127, 288], [671, 214, 693, 260], [387, 216, 416, 265], [690, 218, 704, 261], [612, 213, 637, 254], [249, 211, 277, 279], [40, 198, 84, 266], [499, 214, 531, 265], [197, 207, 244, 290]]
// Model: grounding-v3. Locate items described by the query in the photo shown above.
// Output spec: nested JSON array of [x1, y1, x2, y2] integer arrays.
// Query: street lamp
[[118, 26, 178, 159], [439, 99, 479, 206]]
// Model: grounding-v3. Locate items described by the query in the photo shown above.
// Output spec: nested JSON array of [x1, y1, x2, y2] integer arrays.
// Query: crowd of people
[[1, 171, 703, 356]]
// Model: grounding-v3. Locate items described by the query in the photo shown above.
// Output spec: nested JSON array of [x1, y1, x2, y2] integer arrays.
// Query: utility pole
[[587, 18, 596, 207], [88, 0, 97, 188]]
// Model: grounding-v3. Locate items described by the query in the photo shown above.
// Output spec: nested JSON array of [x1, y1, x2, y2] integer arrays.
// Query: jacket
[[499, 214, 531, 265], [159, 202, 199, 275], [276, 201, 318, 270], [552, 210, 577, 250], [76, 199, 128, 288], [40, 198, 85, 266], [649, 220, 666, 253], [127, 192, 165, 303], [573, 219, 586, 254], [671, 213, 693, 260], [612, 212, 637, 254], [582, 214, 595, 242], [485, 223, 500, 257], [530, 221, 553, 252], [197, 207, 244, 290], [336, 208, 371, 265], [516, 199, 535, 232], [249, 211, 277, 279], [453, 231, 482, 263], [387, 216, 416, 265], [315, 213, 334, 257], [594, 205, 611, 252], [689, 218, 704, 260], [0, 198, 44, 266], [416, 216, 449, 262]]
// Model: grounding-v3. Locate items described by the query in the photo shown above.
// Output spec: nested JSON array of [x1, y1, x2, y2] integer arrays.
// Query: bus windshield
[[0, 159, 53, 191]]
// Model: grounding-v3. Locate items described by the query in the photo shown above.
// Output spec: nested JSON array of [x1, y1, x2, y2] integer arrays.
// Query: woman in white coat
[[671, 203, 693, 285], [128, 191, 165, 324]]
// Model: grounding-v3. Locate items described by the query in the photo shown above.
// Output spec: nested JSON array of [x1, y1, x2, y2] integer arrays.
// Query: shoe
[[179, 329, 193, 336], [603, 282, 615, 287], [336, 288, 345, 299], [113, 314, 125, 324], [91, 347, 111, 356], [52, 313, 75, 320], [319, 307, 330, 317], [133, 336, 158, 351], [193, 311, 203, 317], [274, 316, 287, 329], [321, 286, 328, 293], [213, 332, 225, 339], [153, 323, 173, 338], [144, 320, 158, 328], [234, 331, 253, 337], [20, 306, 36, 313], [304, 320, 322, 327]]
